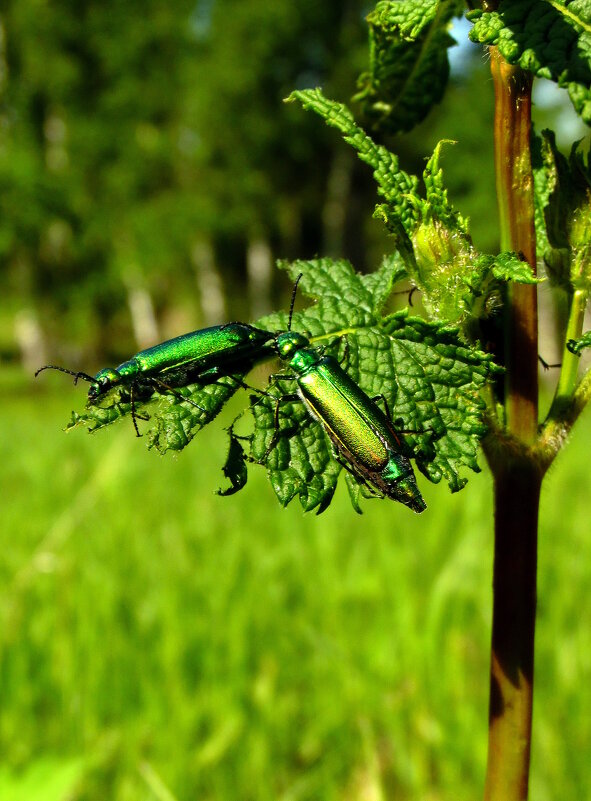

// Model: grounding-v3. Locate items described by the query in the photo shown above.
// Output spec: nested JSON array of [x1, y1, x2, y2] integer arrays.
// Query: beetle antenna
[[35, 365, 97, 386], [287, 273, 304, 332]]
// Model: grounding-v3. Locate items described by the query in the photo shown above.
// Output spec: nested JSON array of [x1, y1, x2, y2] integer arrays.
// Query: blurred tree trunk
[[14, 308, 47, 372], [192, 239, 227, 325], [322, 148, 354, 257], [247, 236, 273, 319], [126, 285, 159, 350]]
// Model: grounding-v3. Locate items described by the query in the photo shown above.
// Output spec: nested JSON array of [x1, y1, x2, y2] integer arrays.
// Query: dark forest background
[[1, 1, 507, 373]]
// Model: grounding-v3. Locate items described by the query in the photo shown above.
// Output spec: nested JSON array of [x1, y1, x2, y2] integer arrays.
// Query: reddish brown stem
[[491, 51, 538, 440], [484, 50, 540, 801], [485, 463, 541, 801]]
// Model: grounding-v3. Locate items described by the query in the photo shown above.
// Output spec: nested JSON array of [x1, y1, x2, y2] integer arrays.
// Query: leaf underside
[[356, 0, 464, 134], [469, 1, 591, 125]]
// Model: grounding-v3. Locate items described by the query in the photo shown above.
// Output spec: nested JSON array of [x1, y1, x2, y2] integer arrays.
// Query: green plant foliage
[[355, 0, 464, 134], [66, 376, 242, 453], [287, 88, 421, 244], [60, 73, 548, 514], [468, 0, 591, 125], [422, 139, 470, 233], [247, 258, 500, 512], [217, 428, 249, 496], [532, 129, 591, 291], [64, 257, 500, 514], [289, 89, 537, 326], [287, 89, 469, 246]]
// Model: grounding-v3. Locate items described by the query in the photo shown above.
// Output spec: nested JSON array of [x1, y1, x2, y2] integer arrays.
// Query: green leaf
[[489, 251, 538, 284], [288, 90, 471, 241], [66, 376, 242, 454], [250, 258, 500, 511], [250, 387, 342, 514], [468, 1, 591, 125], [356, 0, 464, 134], [258, 253, 407, 335], [286, 88, 420, 244], [422, 140, 469, 233], [567, 330, 591, 354], [146, 378, 241, 454], [532, 129, 591, 291], [216, 428, 249, 496], [344, 472, 365, 515], [288, 90, 537, 327], [378, 312, 497, 490]]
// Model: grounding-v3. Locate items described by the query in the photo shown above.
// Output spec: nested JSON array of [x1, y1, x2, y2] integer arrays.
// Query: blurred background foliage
[[1, 2, 590, 800], [1, 0, 505, 371]]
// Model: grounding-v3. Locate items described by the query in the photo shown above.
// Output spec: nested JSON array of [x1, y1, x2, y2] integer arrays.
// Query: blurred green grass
[[1, 370, 590, 800]]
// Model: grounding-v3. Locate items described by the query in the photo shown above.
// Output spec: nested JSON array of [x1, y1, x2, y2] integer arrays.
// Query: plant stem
[[538, 360, 591, 465], [537, 288, 589, 465], [491, 54, 538, 440], [484, 50, 540, 801], [485, 463, 541, 801], [553, 288, 587, 404]]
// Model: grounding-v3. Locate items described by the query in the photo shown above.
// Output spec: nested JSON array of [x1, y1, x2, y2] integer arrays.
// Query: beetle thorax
[[288, 347, 321, 374]]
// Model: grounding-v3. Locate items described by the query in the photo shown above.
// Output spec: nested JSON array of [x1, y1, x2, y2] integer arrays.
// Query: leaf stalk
[[553, 288, 588, 404]]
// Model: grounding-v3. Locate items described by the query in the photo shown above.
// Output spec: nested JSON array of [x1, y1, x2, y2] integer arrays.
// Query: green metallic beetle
[[269, 327, 426, 514], [36, 323, 275, 433]]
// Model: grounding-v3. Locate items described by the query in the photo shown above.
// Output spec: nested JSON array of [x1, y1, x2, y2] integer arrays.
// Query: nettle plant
[[51, 2, 591, 799]]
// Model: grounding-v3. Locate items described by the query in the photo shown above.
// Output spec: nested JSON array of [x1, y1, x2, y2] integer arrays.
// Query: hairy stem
[[484, 50, 540, 801]]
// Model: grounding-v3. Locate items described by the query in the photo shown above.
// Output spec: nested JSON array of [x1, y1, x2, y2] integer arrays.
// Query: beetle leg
[[149, 377, 207, 412], [333, 451, 382, 498], [260, 392, 300, 461], [392, 285, 418, 306], [538, 354, 561, 370], [227, 376, 276, 398], [370, 393, 393, 420], [130, 383, 142, 438]]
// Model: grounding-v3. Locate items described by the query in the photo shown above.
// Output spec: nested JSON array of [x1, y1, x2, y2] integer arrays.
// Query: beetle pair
[[36, 280, 426, 513]]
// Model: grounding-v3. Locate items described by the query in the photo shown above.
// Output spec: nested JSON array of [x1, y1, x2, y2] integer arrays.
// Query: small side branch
[[550, 288, 588, 411]]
